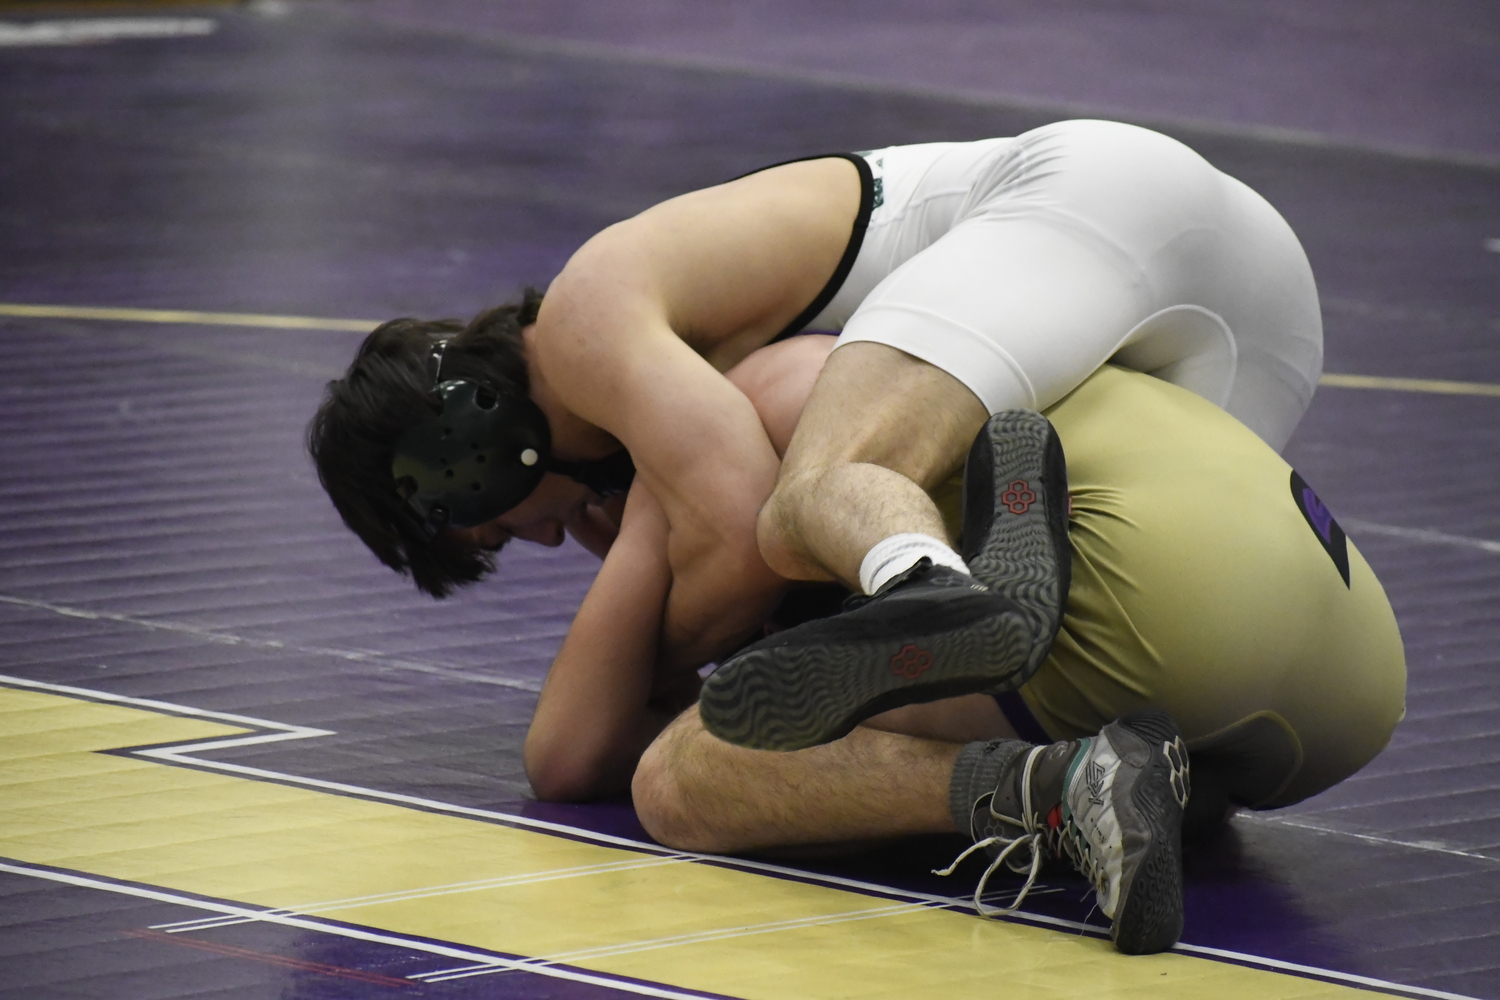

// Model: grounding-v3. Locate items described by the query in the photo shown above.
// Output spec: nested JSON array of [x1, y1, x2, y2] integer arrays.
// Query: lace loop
[[1061, 824, 1105, 898], [934, 745, 1053, 917]]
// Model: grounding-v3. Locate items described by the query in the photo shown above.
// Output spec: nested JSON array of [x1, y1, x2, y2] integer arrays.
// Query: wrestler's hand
[[565, 493, 627, 558]]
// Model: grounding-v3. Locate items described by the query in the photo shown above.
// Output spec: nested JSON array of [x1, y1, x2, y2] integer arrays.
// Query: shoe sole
[[700, 596, 1034, 752], [960, 410, 1071, 679], [1107, 709, 1188, 955]]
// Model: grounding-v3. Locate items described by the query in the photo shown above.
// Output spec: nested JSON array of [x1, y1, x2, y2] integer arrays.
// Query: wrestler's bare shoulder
[[538, 157, 861, 372]]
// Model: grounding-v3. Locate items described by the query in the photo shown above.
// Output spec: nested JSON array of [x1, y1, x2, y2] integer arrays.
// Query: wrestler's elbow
[[524, 733, 620, 803], [524, 753, 593, 803]]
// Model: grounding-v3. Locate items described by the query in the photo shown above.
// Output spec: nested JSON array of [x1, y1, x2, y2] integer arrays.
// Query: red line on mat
[[123, 927, 412, 988]]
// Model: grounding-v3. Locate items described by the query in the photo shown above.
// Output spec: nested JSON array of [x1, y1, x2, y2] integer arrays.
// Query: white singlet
[[800, 120, 1323, 451]]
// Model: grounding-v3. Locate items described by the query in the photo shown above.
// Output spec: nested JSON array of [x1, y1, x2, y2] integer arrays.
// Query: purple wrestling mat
[[0, 2, 1496, 998]]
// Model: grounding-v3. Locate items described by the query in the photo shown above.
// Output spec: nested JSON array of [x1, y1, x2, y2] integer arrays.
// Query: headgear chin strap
[[390, 339, 634, 541]]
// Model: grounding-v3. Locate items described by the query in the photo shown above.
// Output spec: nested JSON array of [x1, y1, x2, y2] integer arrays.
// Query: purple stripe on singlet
[[993, 691, 1052, 745]]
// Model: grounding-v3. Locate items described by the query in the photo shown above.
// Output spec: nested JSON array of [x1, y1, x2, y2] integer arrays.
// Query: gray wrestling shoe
[[1063, 711, 1190, 954], [700, 560, 1036, 752], [960, 410, 1071, 680], [938, 710, 1191, 955]]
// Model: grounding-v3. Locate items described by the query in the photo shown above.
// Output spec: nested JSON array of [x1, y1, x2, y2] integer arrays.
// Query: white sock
[[858, 533, 971, 595]]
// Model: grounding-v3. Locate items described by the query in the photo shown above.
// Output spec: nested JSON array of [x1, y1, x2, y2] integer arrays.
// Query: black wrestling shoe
[[960, 410, 1072, 680], [699, 560, 1036, 752]]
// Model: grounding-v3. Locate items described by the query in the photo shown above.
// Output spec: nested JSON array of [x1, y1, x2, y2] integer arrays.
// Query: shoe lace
[[1051, 741, 1189, 909], [933, 745, 1060, 917], [1059, 821, 1106, 900]]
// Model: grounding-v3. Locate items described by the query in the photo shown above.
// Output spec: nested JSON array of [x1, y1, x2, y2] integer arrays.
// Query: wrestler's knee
[[632, 707, 734, 853], [755, 467, 824, 580]]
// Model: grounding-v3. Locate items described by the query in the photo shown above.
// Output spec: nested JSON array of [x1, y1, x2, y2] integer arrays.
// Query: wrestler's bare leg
[[707, 343, 1039, 754], [634, 705, 957, 853], [632, 696, 1015, 854], [757, 341, 987, 586]]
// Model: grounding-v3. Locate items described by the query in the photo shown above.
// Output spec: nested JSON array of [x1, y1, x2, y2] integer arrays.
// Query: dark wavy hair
[[307, 288, 543, 597]]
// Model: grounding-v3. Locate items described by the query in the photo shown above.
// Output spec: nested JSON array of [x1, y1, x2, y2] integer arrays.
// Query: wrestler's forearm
[[524, 492, 673, 801], [526, 642, 664, 802], [526, 694, 677, 803], [563, 494, 627, 560]]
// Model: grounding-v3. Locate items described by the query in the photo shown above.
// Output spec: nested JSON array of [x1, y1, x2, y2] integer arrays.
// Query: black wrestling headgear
[[391, 339, 634, 540]]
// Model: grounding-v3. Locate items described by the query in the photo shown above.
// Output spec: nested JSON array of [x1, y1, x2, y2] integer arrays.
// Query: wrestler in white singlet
[[790, 120, 1322, 451]]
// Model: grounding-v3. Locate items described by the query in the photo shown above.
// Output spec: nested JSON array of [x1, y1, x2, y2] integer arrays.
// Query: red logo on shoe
[[889, 643, 934, 680], [1001, 479, 1036, 515]]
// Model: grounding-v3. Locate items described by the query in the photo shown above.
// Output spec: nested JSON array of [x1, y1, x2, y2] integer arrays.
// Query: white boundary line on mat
[[0, 674, 1485, 1000]]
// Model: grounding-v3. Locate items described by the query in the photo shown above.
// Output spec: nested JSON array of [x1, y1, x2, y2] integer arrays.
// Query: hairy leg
[[757, 341, 988, 585], [633, 704, 962, 854]]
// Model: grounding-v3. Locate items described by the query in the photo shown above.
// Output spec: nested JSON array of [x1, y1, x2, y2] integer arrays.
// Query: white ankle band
[[859, 533, 971, 595]]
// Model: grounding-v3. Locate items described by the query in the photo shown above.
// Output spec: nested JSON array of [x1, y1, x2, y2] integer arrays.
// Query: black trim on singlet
[[729, 152, 876, 344]]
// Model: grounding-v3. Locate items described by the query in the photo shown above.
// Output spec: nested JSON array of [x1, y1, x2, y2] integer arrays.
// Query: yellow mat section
[[0, 302, 377, 332], [0, 687, 1394, 999]]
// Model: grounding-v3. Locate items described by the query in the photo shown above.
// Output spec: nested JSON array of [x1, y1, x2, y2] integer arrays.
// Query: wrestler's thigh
[[836, 218, 1148, 416], [1266, 543, 1406, 805], [779, 340, 987, 492], [1117, 525, 1403, 809]]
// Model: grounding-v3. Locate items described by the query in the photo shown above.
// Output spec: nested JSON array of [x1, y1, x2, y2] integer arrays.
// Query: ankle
[[1002, 739, 1083, 828], [860, 533, 971, 595], [950, 737, 1083, 844], [948, 738, 1030, 840]]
